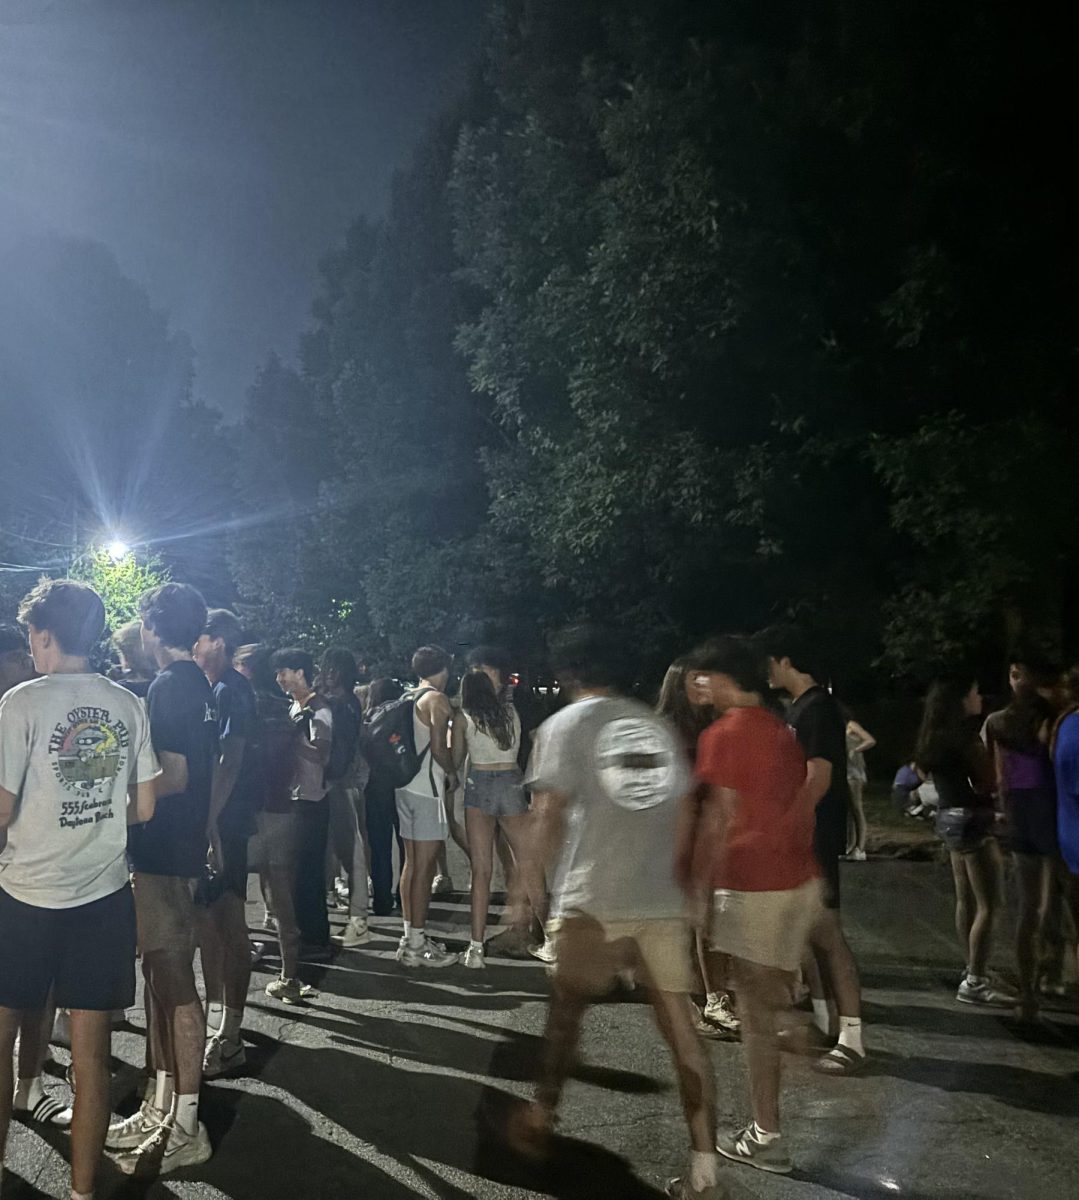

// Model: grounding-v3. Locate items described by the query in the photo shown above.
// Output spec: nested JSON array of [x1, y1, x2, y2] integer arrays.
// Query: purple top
[[999, 744, 1054, 793]]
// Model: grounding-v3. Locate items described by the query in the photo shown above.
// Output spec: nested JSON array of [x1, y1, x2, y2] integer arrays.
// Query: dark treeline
[[3, 1, 1076, 695]]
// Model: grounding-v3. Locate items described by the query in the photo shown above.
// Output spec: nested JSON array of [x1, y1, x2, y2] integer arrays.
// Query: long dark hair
[[656, 657, 714, 748], [994, 685, 1052, 753], [915, 676, 977, 772], [460, 669, 516, 751]]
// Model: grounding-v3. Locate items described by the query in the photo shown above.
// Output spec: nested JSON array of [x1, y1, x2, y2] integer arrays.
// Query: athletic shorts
[[0, 883, 136, 1011], [396, 789, 448, 842], [132, 873, 198, 957], [249, 808, 299, 871], [548, 913, 693, 995], [1003, 789, 1059, 857], [708, 878, 823, 973], [464, 767, 529, 818]]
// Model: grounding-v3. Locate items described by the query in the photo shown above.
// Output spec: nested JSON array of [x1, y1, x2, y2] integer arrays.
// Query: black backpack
[[361, 687, 436, 789], [325, 694, 363, 783]]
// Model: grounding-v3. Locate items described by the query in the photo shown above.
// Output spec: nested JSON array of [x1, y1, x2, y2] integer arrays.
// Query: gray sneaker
[[106, 1104, 166, 1152], [717, 1123, 792, 1175], [401, 938, 457, 968], [957, 975, 1015, 1007]]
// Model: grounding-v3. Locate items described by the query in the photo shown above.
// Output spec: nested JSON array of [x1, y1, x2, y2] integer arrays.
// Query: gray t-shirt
[[0, 673, 158, 908], [526, 695, 690, 921]]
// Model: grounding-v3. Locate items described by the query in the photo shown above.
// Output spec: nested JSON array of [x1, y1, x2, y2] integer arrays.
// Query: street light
[[106, 539, 130, 562]]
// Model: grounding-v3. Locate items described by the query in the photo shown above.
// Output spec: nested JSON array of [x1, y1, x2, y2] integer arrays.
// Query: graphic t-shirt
[[129, 659, 218, 877], [788, 686, 850, 855], [0, 673, 158, 908], [212, 666, 259, 838], [526, 695, 690, 922], [694, 706, 816, 892]]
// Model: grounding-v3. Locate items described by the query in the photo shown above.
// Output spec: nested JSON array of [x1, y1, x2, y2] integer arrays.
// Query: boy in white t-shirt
[[0, 580, 158, 1200]]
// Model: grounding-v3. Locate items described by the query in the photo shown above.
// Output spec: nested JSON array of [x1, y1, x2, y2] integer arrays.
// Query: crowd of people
[[1, 576, 1078, 1200]]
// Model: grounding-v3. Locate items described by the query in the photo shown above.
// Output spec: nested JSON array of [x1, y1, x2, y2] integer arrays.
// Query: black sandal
[[813, 1044, 866, 1076]]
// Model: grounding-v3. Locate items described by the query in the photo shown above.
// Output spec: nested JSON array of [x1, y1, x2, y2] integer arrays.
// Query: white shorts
[[395, 788, 448, 842], [708, 878, 823, 972]]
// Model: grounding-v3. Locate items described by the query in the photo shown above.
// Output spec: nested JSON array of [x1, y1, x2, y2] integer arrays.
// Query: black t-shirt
[[788, 685, 850, 851], [129, 659, 218, 877], [213, 666, 259, 839]]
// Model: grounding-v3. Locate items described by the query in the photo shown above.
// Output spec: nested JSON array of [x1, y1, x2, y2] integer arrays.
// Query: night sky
[[0, 0, 487, 414]]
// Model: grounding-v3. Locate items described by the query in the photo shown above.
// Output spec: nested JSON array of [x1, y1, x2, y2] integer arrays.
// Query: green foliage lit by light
[[72, 548, 170, 636]]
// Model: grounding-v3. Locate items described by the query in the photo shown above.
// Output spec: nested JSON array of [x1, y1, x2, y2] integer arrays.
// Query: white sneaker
[[431, 874, 454, 895], [461, 944, 486, 969], [335, 917, 371, 948], [203, 1033, 246, 1079], [401, 938, 457, 968], [265, 976, 304, 1004], [116, 1118, 212, 1175], [529, 937, 557, 964], [957, 975, 1015, 1007], [843, 847, 867, 861], [106, 1103, 166, 1151]]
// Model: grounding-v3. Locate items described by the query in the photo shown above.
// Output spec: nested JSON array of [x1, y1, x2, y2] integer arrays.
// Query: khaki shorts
[[708, 877, 823, 972], [132, 873, 198, 957], [548, 913, 694, 995], [248, 808, 300, 870]]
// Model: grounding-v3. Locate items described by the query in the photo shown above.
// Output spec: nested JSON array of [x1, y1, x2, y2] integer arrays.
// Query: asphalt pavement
[[4, 855, 1079, 1200]]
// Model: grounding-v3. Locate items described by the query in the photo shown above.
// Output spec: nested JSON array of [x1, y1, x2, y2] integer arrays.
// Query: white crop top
[[461, 706, 521, 766]]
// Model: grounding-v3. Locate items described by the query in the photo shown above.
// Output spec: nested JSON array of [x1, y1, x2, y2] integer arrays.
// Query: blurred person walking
[[684, 636, 821, 1175]]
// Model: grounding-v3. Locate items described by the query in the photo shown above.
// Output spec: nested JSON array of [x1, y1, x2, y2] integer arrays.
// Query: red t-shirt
[[693, 706, 818, 892]]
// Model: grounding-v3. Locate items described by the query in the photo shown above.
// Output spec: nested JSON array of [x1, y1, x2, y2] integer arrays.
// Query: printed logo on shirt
[[48, 706, 130, 826], [596, 718, 676, 810]]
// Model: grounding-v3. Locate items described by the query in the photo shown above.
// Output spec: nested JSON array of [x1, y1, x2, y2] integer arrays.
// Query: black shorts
[[814, 827, 845, 910], [1003, 789, 1059, 857], [194, 835, 249, 905], [0, 883, 136, 1011]]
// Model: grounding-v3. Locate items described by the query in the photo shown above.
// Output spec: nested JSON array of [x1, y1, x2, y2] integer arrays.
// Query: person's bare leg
[[849, 780, 867, 854], [15, 1000, 57, 1089], [465, 809, 496, 943], [143, 950, 204, 1128], [399, 842, 415, 926], [733, 959, 788, 1132], [950, 851, 974, 970], [495, 827, 515, 892], [68, 1009, 111, 1197], [535, 983, 588, 1114], [809, 910, 861, 1019], [965, 841, 1002, 979], [408, 840, 442, 933], [500, 814, 547, 933], [648, 989, 716, 1151], [196, 906, 225, 1018], [1014, 853, 1050, 1014], [0, 1008, 19, 1161], [217, 893, 253, 1012]]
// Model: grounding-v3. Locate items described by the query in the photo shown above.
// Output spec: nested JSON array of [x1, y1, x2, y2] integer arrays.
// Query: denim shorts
[[464, 767, 529, 818]]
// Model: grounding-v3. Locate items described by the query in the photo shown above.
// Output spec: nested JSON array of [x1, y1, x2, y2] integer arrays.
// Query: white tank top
[[462, 706, 521, 766], [401, 693, 445, 799]]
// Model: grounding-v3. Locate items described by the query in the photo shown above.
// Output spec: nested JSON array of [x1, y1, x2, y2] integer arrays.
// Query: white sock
[[14, 1075, 45, 1109], [753, 1120, 780, 1143], [222, 1007, 243, 1045], [688, 1150, 719, 1190], [402, 920, 411, 937], [837, 1015, 864, 1056], [71, 1190, 92, 1200], [408, 927, 425, 949], [205, 1001, 224, 1036], [811, 998, 833, 1035], [470, 940, 484, 952], [171, 1092, 200, 1137], [153, 1070, 174, 1115]]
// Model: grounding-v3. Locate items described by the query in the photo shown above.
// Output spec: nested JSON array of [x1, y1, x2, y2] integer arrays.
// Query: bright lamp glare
[[106, 540, 130, 562]]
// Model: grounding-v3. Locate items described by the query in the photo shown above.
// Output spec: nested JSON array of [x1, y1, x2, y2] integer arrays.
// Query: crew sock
[[408, 927, 426, 949], [689, 1150, 719, 1189], [153, 1071, 174, 1115], [205, 1001, 224, 1036], [172, 1093, 200, 1137], [837, 1015, 864, 1056], [470, 940, 484, 952], [222, 1007, 244, 1045]]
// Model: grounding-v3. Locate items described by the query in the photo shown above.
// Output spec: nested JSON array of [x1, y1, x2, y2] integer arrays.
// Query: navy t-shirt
[[213, 666, 259, 839], [129, 659, 218, 877], [788, 685, 850, 855]]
